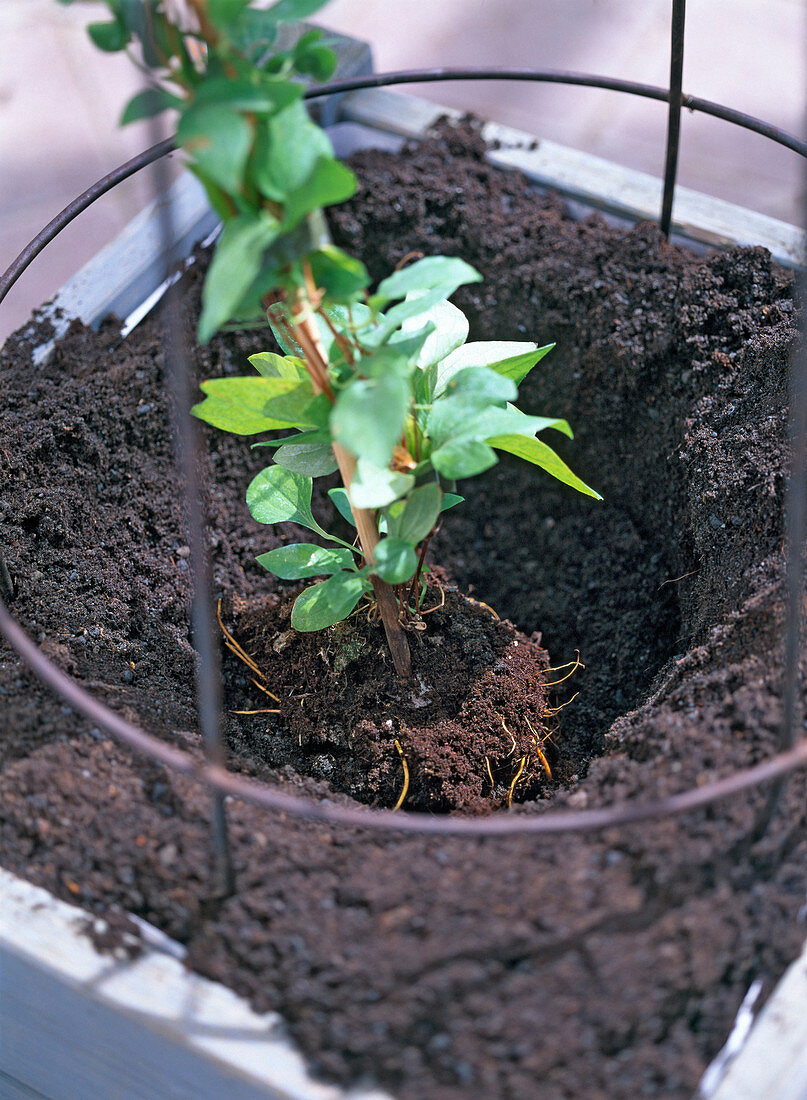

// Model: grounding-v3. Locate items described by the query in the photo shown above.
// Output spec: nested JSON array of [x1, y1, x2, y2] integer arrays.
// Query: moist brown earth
[[1, 121, 805, 1099], [225, 585, 557, 814]]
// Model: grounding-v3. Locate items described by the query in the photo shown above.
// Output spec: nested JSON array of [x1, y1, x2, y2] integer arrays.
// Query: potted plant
[[55, 0, 601, 813], [1, 2, 805, 1097]]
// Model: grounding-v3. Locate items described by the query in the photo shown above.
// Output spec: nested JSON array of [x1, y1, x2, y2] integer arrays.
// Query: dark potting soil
[[1, 120, 806, 1099]]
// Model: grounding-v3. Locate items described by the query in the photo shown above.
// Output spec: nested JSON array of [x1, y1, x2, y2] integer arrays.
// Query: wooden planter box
[[2, 69, 806, 1100]]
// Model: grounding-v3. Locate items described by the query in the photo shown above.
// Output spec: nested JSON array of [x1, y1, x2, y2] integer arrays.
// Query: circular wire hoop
[[1, 67, 805, 839]]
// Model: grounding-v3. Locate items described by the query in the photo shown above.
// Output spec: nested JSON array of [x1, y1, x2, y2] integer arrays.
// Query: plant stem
[[186, 0, 219, 45], [290, 297, 412, 680]]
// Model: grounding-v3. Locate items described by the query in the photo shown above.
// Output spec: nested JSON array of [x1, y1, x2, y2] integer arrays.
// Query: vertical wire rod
[[781, 88, 807, 752], [743, 154, 807, 846], [660, 0, 687, 237], [781, 279, 807, 750], [147, 118, 234, 900]]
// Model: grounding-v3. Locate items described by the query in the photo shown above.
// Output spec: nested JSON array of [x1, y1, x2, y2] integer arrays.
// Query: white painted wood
[[29, 170, 218, 366], [0, 868, 390, 1100], [706, 941, 807, 1100], [338, 88, 806, 269]]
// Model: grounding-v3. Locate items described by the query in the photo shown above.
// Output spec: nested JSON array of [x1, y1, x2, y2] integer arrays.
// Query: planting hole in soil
[[2, 122, 806, 1099]]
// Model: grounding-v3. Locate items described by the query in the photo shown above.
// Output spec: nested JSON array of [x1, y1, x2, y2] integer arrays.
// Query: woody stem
[[290, 298, 412, 680]]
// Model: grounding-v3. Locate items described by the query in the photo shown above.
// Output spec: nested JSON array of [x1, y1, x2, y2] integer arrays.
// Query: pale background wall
[[1, 0, 804, 343]]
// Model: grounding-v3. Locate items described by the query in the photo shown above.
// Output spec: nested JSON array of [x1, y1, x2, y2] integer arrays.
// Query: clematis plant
[[64, 0, 600, 678]]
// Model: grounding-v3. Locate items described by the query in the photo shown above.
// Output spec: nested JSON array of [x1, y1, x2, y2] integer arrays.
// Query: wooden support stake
[[290, 299, 412, 680]]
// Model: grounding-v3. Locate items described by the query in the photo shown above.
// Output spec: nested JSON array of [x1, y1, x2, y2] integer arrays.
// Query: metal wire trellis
[[1, 6, 805, 883]]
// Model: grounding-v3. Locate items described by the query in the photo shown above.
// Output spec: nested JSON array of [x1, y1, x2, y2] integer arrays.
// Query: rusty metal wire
[[1, 597, 806, 836], [147, 116, 234, 898], [2, 64, 806, 309], [305, 69, 807, 158], [661, 0, 687, 236], [0, 48, 805, 842]]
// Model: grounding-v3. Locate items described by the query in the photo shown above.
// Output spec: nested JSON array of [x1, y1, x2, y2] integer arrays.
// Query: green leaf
[[309, 247, 369, 303], [489, 404, 574, 440], [251, 428, 330, 449], [120, 88, 182, 126], [373, 257, 482, 308], [252, 99, 332, 202], [247, 466, 324, 533], [384, 483, 442, 544], [249, 352, 309, 381], [375, 293, 468, 354], [273, 441, 338, 477], [430, 440, 498, 480], [177, 102, 252, 194], [283, 158, 357, 227], [488, 435, 602, 499], [291, 572, 369, 632], [330, 375, 410, 468], [442, 366, 517, 405], [428, 399, 572, 450], [441, 493, 464, 512], [191, 377, 313, 435], [207, 0, 251, 28], [87, 17, 128, 51], [306, 303, 374, 360], [490, 343, 554, 383], [350, 461, 415, 510], [433, 341, 553, 395], [401, 299, 469, 369], [198, 213, 280, 343], [194, 77, 302, 114], [257, 543, 355, 579], [186, 164, 239, 223], [328, 487, 356, 527], [373, 538, 418, 585], [294, 43, 337, 81], [352, 334, 428, 382], [291, 30, 338, 81], [426, 396, 501, 448], [229, 16, 277, 55]]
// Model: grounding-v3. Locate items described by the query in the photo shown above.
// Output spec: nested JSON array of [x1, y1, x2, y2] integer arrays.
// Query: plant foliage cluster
[[62, 0, 599, 674]]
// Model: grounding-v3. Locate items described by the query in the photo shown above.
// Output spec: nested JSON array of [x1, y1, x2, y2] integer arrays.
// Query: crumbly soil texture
[[1, 121, 806, 1099]]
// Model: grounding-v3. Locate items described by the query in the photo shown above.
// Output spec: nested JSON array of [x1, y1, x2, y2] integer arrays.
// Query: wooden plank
[[0, 869, 389, 1100], [338, 88, 806, 269], [30, 170, 218, 366], [706, 944, 807, 1100]]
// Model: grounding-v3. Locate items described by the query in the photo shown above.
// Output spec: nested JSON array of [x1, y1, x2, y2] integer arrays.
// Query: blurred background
[[1, 0, 804, 343]]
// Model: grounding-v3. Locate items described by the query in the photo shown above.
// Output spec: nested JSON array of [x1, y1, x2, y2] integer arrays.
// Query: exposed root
[[463, 595, 500, 620], [499, 715, 518, 756], [392, 738, 410, 811], [542, 691, 580, 718], [395, 250, 425, 270], [419, 583, 446, 615], [507, 756, 527, 808], [485, 755, 495, 789], [525, 716, 553, 780], [218, 599, 281, 702], [251, 678, 281, 701], [543, 650, 584, 687], [232, 708, 282, 715]]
